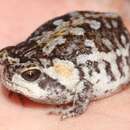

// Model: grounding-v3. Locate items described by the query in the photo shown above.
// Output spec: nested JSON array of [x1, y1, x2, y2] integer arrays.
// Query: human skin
[[0, 0, 130, 130]]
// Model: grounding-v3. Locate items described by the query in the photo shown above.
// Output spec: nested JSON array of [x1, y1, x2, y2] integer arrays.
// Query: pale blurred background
[[0, 1, 130, 130], [0, 0, 130, 47]]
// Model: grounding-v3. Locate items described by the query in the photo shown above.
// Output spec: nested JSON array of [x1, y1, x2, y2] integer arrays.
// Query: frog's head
[[0, 43, 76, 104]]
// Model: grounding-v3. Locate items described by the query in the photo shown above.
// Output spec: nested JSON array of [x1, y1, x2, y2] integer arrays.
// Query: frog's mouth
[[0, 67, 47, 102], [0, 66, 19, 93], [0, 61, 75, 105]]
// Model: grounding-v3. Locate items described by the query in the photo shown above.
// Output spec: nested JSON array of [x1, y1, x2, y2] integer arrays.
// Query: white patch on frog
[[102, 38, 113, 50], [72, 18, 84, 26], [69, 11, 81, 17], [69, 11, 85, 26], [82, 60, 110, 84], [103, 19, 112, 29], [39, 58, 51, 68], [43, 59, 80, 90], [53, 19, 64, 26], [104, 12, 119, 18], [84, 12, 118, 18], [76, 44, 130, 98], [34, 31, 53, 44], [111, 20, 118, 28], [84, 39, 97, 51], [116, 49, 122, 56], [7, 56, 20, 64], [114, 34, 123, 49], [87, 20, 101, 30], [121, 34, 127, 45], [70, 27, 85, 35], [92, 59, 130, 98], [77, 44, 129, 65], [65, 43, 78, 55], [85, 13, 99, 18], [42, 36, 66, 55]]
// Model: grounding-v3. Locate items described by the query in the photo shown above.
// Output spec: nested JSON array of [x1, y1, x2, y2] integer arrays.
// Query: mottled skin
[[0, 11, 130, 119]]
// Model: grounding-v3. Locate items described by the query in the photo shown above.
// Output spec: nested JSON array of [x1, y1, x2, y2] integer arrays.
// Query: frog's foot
[[60, 100, 89, 120], [47, 105, 64, 115], [48, 80, 92, 119], [59, 81, 92, 119], [48, 99, 89, 120]]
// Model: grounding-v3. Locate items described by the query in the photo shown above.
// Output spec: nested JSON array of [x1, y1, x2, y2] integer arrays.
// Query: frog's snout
[[0, 46, 14, 65]]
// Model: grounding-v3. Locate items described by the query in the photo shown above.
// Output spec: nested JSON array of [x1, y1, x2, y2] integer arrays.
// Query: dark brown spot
[[4, 65, 14, 80], [93, 61, 100, 73], [76, 66, 85, 80], [85, 60, 93, 67], [113, 19, 127, 48], [85, 60, 93, 76], [85, 60, 100, 75], [95, 32, 111, 52], [83, 80, 93, 90], [103, 60, 116, 81], [116, 55, 125, 77], [105, 90, 109, 93], [125, 56, 130, 66], [39, 74, 65, 90]]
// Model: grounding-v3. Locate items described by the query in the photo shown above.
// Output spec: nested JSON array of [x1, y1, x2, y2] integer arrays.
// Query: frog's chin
[[1, 71, 73, 105], [0, 72, 49, 103], [2, 78, 55, 104], [0, 68, 14, 92], [3, 81, 68, 104]]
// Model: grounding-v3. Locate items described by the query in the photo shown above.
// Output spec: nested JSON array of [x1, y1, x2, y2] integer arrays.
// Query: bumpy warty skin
[[0, 11, 130, 119]]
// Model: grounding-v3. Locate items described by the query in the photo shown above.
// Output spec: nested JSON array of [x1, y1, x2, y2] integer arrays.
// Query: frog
[[0, 11, 130, 119]]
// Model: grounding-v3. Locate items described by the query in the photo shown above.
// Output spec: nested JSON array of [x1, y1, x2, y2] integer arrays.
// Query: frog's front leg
[[60, 81, 93, 119], [60, 97, 90, 120], [48, 93, 90, 119]]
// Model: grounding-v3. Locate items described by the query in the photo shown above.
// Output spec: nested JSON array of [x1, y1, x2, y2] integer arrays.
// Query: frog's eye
[[21, 69, 41, 81]]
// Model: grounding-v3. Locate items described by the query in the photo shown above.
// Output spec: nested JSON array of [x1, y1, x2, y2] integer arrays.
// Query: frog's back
[[27, 11, 130, 59], [26, 11, 130, 99]]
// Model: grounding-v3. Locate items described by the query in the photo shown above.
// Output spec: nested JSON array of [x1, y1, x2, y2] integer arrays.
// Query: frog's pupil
[[21, 69, 41, 81]]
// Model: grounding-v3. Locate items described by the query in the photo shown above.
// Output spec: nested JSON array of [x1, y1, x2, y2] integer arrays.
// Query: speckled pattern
[[0, 11, 130, 119]]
